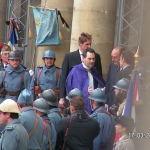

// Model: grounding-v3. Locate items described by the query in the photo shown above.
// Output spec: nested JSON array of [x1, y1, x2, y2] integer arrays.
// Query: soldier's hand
[[88, 86, 93, 95], [101, 87, 106, 92], [105, 104, 109, 111], [59, 98, 65, 107]]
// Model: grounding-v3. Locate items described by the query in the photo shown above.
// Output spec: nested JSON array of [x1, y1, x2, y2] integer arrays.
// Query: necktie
[[117, 65, 120, 72]]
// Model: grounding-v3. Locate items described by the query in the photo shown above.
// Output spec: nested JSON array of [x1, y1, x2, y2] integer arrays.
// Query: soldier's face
[[114, 88, 121, 95], [8, 59, 20, 69], [115, 124, 126, 134], [1, 51, 10, 64], [0, 111, 8, 125], [82, 52, 95, 68], [79, 39, 92, 52], [44, 58, 55, 68]]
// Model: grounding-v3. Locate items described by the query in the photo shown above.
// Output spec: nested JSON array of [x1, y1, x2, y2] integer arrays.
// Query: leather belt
[[6, 91, 20, 96]]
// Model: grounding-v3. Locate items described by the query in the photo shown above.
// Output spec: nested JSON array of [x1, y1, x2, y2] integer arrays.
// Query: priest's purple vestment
[[66, 64, 105, 114]]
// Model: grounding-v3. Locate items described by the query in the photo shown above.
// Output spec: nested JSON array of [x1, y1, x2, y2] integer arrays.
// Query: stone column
[[0, 1, 7, 43], [70, 0, 117, 77], [35, 0, 73, 67]]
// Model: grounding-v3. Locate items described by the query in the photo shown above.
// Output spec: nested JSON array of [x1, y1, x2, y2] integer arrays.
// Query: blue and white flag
[[123, 71, 142, 117], [32, 8, 61, 46]]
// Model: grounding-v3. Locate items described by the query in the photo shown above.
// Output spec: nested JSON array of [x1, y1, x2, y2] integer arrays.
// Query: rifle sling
[[28, 114, 38, 137]]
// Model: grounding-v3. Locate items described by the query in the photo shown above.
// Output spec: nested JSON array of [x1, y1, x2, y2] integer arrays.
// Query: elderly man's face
[[111, 49, 121, 65], [1, 51, 10, 64]]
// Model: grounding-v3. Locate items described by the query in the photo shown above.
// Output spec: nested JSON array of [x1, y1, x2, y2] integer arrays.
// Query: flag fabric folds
[[6, 18, 21, 45], [123, 71, 142, 116], [32, 8, 61, 46]]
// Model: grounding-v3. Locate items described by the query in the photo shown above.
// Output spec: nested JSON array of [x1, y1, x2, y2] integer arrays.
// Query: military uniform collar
[[21, 106, 34, 113], [4, 119, 21, 130], [41, 115, 50, 120], [93, 106, 106, 113], [119, 134, 128, 141], [43, 65, 56, 73], [50, 107, 59, 112], [6, 65, 25, 74]]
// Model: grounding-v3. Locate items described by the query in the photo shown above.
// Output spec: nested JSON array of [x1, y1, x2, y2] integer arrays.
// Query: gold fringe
[[59, 31, 63, 40], [29, 28, 33, 38], [133, 100, 143, 105]]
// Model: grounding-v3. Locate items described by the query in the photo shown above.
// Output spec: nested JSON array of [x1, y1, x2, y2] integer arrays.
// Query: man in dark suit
[[116, 50, 134, 82], [105, 46, 124, 108], [59, 32, 102, 107]]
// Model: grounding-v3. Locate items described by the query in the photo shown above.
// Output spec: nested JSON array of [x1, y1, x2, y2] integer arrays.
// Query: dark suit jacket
[[116, 65, 133, 82], [60, 49, 102, 99], [0, 60, 4, 71], [105, 62, 118, 107]]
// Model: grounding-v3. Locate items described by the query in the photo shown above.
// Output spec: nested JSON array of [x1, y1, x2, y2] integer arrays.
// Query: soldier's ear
[[16, 102, 19, 107], [70, 105, 75, 113], [122, 126, 126, 132], [6, 112, 10, 118]]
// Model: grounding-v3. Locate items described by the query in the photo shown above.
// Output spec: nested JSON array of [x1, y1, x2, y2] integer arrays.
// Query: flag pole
[[134, 46, 140, 71], [123, 46, 141, 116]]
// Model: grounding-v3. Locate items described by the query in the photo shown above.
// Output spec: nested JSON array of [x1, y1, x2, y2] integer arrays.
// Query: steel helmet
[[40, 89, 58, 106], [88, 88, 106, 103], [42, 50, 56, 59], [8, 51, 20, 60], [0, 99, 20, 113], [66, 88, 84, 100], [18, 89, 33, 105], [33, 98, 50, 114], [113, 78, 130, 91]]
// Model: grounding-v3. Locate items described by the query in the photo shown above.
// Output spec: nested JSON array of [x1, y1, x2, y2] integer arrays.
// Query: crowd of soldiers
[[0, 32, 149, 150]]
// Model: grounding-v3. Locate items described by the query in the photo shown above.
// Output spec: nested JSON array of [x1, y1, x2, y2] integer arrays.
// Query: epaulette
[[5, 126, 14, 131], [124, 138, 130, 142]]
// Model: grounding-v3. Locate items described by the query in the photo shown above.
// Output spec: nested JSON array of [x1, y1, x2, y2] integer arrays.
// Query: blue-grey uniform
[[19, 107, 45, 150], [31, 65, 62, 92], [0, 119, 29, 150], [90, 106, 116, 150], [0, 65, 31, 103], [41, 115, 57, 150], [48, 107, 62, 128], [113, 135, 135, 150]]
